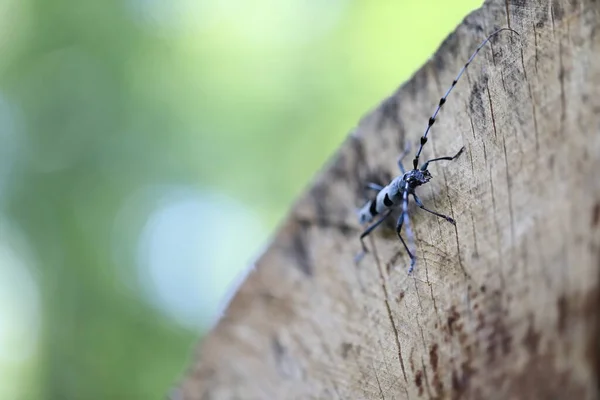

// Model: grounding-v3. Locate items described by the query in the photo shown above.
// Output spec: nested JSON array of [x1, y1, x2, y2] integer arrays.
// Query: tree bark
[[177, 0, 600, 398]]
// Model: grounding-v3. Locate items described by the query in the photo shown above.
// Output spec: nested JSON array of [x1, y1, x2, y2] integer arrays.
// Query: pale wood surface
[[177, 0, 600, 398]]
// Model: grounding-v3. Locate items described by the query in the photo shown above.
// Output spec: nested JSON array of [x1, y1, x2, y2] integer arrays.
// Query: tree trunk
[[177, 0, 600, 398]]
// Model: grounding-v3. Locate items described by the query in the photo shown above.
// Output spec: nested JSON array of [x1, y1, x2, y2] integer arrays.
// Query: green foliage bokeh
[[0, 0, 481, 398]]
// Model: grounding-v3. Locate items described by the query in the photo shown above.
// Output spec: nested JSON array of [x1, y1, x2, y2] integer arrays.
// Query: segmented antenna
[[412, 27, 520, 170]]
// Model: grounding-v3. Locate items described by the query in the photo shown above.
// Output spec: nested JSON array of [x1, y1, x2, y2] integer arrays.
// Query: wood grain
[[177, 0, 600, 398]]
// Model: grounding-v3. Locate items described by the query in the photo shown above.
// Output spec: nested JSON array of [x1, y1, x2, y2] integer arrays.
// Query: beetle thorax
[[405, 169, 432, 187]]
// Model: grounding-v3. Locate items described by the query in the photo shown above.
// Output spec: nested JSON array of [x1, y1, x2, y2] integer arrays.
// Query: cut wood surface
[[178, 0, 600, 398]]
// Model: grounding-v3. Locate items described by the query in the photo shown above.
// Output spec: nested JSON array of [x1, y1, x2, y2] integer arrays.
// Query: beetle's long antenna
[[412, 28, 519, 169]]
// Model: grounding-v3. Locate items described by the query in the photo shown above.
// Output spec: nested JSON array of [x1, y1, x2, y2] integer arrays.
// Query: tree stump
[[177, 0, 600, 398]]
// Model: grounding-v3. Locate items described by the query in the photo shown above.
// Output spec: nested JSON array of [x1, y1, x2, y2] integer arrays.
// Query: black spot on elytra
[[383, 193, 393, 207], [360, 169, 392, 205], [368, 199, 378, 217]]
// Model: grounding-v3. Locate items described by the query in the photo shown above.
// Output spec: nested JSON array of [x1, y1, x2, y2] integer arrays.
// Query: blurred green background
[[0, 0, 482, 398]]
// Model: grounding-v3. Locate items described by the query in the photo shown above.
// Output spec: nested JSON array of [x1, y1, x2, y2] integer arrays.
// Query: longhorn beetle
[[355, 27, 519, 273]]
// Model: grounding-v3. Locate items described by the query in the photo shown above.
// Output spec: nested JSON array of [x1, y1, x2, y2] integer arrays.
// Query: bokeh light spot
[[0, 222, 41, 400], [136, 187, 267, 329]]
